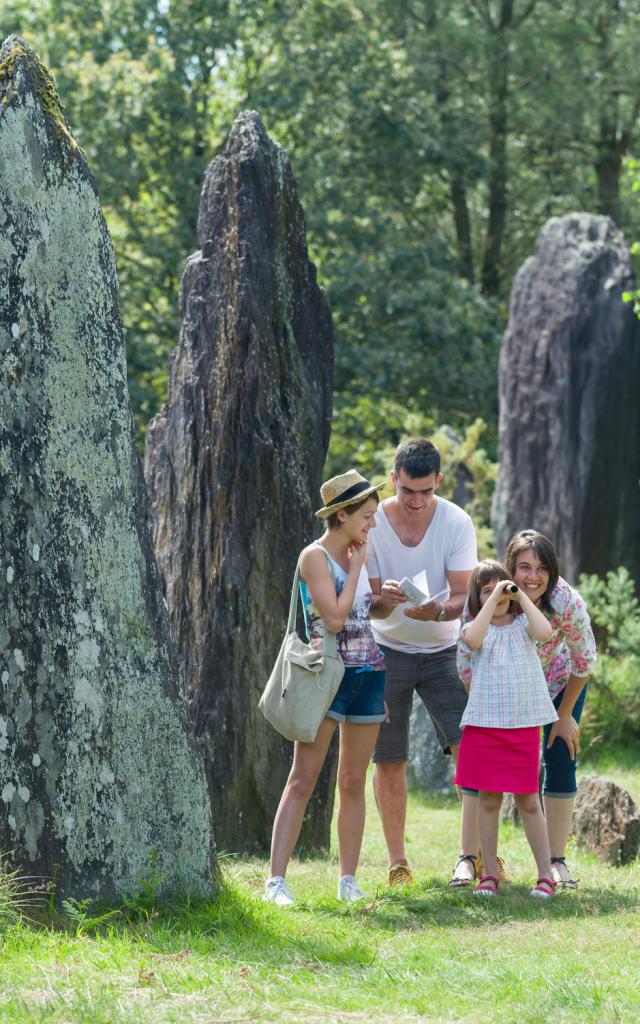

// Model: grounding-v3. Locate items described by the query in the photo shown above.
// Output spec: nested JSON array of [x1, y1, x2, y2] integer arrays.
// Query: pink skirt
[[454, 725, 541, 794]]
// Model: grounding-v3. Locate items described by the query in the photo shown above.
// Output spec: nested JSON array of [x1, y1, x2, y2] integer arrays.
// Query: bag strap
[[287, 546, 340, 659]]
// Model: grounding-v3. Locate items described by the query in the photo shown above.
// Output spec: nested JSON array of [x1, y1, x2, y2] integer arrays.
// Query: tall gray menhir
[[0, 38, 216, 900], [145, 112, 334, 852], [493, 214, 640, 582]]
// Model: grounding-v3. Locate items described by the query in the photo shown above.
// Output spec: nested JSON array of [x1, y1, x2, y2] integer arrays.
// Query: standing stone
[[0, 38, 215, 900], [144, 112, 334, 852], [493, 214, 640, 580], [572, 775, 640, 865], [407, 697, 455, 794]]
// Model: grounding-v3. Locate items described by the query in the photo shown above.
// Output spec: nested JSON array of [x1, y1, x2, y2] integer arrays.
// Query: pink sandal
[[474, 874, 499, 897], [530, 877, 556, 899]]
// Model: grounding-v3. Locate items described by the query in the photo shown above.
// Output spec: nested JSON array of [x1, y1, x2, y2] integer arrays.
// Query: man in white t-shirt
[[368, 438, 479, 887]]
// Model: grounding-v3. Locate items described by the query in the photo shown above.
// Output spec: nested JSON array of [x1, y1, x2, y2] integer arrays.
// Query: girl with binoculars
[[453, 559, 559, 897]]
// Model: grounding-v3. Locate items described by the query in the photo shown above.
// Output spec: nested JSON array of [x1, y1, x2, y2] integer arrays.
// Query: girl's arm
[[462, 580, 513, 649], [299, 543, 367, 632], [515, 588, 553, 642]]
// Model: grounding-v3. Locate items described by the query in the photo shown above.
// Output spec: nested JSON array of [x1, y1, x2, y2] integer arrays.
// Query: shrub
[[577, 567, 640, 751]]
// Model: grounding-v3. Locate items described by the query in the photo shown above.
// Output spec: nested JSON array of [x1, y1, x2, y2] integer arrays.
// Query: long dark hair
[[504, 530, 559, 617]]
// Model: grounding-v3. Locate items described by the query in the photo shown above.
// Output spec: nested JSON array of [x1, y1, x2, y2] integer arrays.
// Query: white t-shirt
[[367, 497, 477, 654]]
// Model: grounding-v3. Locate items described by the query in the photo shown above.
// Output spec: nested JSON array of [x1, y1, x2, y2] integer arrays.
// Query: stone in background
[[407, 697, 455, 794], [572, 775, 639, 865], [493, 213, 640, 581]]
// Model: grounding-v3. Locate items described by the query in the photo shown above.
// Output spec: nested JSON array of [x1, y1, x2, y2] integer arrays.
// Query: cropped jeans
[[542, 684, 588, 797]]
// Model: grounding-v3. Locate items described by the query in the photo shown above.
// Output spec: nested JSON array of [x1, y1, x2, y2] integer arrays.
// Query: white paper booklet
[[399, 570, 449, 607]]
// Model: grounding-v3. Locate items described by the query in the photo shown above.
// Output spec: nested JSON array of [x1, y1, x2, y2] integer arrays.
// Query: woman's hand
[[546, 714, 580, 759], [347, 540, 368, 574]]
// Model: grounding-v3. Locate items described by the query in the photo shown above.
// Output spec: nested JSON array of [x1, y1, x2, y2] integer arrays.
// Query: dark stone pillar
[[493, 213, 640, 582], [0, 38, 216, 900], [144, 111, 335, 852]]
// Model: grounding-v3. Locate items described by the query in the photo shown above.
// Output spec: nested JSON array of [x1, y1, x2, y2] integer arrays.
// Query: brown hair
[[467, 559, 511, 618], [393, 438, 441, 479], [327, 491, 380, 531], [504, 530, 559, 616]]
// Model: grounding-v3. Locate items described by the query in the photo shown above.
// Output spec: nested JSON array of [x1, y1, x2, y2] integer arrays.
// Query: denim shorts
[[326, 667, 386, 724]]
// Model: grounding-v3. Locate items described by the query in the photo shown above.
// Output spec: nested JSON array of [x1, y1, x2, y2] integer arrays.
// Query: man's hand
[[380, 579, 408, 606], [404, 599, 442, 621], [546, 714, 580, 759]]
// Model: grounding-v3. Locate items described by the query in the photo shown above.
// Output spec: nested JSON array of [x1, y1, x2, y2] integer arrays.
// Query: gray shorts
[[372, 644, 467, 763]]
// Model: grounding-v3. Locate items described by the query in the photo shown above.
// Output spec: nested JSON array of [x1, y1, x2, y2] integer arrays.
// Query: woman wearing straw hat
[[265, 470, 386, 907]]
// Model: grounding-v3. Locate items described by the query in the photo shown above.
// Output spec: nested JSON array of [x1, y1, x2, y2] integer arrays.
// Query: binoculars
[[505, 583, 518, 594]]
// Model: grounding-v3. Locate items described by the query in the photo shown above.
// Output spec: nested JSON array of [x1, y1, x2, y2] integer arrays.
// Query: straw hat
[[315, 469, 384, 519]]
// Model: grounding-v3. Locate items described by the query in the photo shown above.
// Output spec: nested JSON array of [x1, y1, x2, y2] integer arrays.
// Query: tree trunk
[[595, 140, 622, 224], [450, 176, 475, 282], [481, 5, 512, 296]]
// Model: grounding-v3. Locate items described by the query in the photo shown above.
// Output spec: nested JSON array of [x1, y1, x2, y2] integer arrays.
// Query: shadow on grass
[[6, 865, 639, 988], [13, 880, 380, 970], [340, 873, 640, 931]]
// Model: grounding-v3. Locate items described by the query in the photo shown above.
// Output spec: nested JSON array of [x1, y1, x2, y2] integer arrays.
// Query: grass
[[0, 754, 639, 1023]]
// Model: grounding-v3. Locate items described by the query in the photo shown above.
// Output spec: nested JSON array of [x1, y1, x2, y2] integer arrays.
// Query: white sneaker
[[337, 875, 367, 903], [264, 876, 294, 907]]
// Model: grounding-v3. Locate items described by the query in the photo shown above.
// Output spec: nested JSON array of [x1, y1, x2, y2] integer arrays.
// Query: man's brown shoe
[[388, 860, 413, 886]]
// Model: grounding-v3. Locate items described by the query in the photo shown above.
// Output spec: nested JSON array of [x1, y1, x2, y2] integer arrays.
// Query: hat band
[[325, 479, 372, 508]]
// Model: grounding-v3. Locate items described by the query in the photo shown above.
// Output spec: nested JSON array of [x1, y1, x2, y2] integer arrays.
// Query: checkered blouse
[[457, 577, 597, 701], [458, 614, 559, 729]]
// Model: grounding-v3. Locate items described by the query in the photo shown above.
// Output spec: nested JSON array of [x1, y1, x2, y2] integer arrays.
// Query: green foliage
[[0, 855, 39, 930], [60, 897, 121, 936], [578, 567, 640, 750], [4, 0, 640, 444], [431, 420, 498, 559], [327, 406, 497, 557]]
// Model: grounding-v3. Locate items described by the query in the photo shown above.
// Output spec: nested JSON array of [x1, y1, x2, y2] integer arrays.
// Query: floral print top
[[300, 543, 385, 670], [457, 577, 596, 700]]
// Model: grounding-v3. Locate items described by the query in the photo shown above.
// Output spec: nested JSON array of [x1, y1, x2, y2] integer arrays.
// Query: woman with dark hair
[[458, 529, 596, 888]]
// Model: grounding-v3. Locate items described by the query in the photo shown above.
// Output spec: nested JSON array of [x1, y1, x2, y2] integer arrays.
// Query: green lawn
[[1, 756, 639, 1023]]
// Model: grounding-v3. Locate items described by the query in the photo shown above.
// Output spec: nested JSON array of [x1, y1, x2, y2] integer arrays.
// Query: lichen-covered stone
[[0, 37, 216, 900], [144, 111, 334, 852], [493, 214, 640, 580]]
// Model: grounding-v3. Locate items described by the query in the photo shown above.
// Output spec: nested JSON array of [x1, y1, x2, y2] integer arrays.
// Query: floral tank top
[[300, 543, 384, 670]]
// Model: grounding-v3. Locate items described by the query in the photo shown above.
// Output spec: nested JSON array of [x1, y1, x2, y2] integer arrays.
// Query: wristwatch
[[436, 602, 446, 622]]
